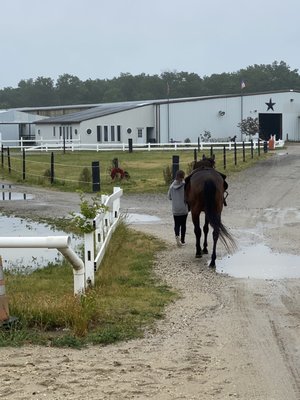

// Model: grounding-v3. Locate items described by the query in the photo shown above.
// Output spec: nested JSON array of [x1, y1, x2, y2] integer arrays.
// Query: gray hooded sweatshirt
[[168, 180, 189, 216]]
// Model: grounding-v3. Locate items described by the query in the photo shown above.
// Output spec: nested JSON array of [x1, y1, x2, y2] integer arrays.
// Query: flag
[[241, 80, 246, 90]]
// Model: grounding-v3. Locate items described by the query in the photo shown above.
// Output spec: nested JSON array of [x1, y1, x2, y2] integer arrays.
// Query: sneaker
[[175, 236, 181, 247]]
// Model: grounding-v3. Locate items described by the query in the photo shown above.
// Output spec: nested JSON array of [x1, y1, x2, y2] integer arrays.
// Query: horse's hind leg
[[209, 227, 220, 268], [192, 214, 202, 258], [202, 216, 209, 254]]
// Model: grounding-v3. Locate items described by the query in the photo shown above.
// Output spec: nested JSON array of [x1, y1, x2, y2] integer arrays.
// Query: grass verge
[[1, 222, 177, 348]]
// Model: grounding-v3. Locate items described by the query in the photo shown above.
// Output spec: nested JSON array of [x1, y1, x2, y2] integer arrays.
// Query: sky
[[1, 0, 300, 89]]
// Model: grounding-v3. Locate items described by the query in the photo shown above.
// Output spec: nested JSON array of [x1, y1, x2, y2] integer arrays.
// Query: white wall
[[80, 105, 154, 144], [0, 124, 19, 143], [161, 92, 300, 142], [35, 105, 155, 144], [34, 91, 300, 144]]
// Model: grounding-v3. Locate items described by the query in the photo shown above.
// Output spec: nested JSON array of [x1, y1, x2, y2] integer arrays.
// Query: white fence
[[0, 236, 85, 295], [83, 186, 123, 288], [0, 136, 285, 152], [0, 187, 123, 296]]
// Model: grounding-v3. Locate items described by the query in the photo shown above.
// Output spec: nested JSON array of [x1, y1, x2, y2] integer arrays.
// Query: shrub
[[78, 167, 91, 191], [163, 165, 173, 185]]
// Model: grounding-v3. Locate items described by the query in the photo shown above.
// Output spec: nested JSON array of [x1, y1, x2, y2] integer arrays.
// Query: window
[[127, 128, 132, 134], [111, 126, 115, 141], [117, 125, 121, 141], [59, 126, 62, 137], [104, 126, 108, 142], [138, 128, 143, 138], [86, 128, 92, 135], [97, 126, 102, 142], [53, 127, 56, 137], [70, 126, 72, 140], [74, 129, 78, 135]]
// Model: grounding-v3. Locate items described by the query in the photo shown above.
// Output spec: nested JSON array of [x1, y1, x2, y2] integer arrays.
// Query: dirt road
[[0, 144, 299, 399]]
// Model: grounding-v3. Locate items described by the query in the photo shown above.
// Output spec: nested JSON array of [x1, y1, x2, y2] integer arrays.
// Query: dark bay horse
[[185, 157, 235, 267]]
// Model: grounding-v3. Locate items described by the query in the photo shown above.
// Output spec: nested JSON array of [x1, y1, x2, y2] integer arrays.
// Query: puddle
[[0, 214, 82, 271], [0, 184, 33, 201], [217, 243, 300, 279], [125, 213, 161, 224]]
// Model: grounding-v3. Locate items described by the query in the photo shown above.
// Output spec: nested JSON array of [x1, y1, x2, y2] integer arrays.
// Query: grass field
[[1, 147, 268, 193]]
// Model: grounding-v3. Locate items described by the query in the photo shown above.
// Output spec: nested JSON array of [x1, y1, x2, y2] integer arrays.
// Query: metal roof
[[33, 89, 300, 125], [35, 101, 154, 124]]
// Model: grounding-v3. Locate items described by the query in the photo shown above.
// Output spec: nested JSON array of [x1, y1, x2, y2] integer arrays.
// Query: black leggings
[[173, 214, 188, 242]]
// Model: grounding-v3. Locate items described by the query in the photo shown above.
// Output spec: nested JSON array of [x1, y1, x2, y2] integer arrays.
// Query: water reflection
[[126, 213, 161, 224], [0, 184, 33, 201], [217, 243, 300, 279], [1, 192, 34, 201], [0, 214, 81, 271]]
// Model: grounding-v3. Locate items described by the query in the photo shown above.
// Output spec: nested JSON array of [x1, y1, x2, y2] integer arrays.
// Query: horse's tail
[[203, 180, 236, 253]]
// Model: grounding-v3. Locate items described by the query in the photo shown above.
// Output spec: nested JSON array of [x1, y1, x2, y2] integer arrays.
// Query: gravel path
[[0, 144, 300, 399]]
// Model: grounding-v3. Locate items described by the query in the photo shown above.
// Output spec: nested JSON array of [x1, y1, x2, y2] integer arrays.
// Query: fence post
[[193, 148, 197, 162], [50, 152, 54, 184], [92, 161, 100, 192], [7, 147, 11, 174], [172, 155, 179, 179], [22, 148, 26, 180], [234, 143, 237, 166], [223, 145, 226, 170], [242, 141, 245, 162], [210, 145, 213, 157], [63, 131, 66, 154], [84, 230, 95, 287], [250, 139, 254, 159], [197, 137, 200, 153], [128, 138, 133, 153], [1, 145, 3, 169], [263, 141, 268, 153], [258, 139, 261, 156]]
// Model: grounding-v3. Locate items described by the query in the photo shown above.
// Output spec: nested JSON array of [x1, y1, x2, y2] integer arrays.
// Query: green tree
[[237, 117, 259, 137], [1, 60, 300, 109], [56, 74, 87, 105]]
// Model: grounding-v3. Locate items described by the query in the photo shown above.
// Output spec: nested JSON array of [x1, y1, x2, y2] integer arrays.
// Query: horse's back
[[186, 169, 224, 213], [190, 168, 223, 192]]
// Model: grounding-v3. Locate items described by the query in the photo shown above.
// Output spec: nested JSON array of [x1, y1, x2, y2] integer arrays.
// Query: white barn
[[0, 110, 46, 146], [33, 89, 300, 144]]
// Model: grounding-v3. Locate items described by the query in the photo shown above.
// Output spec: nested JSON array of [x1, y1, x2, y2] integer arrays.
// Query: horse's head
[[192, 154, 215, 170]]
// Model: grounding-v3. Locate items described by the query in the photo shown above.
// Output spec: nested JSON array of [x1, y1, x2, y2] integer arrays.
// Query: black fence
[[1, 140, 269, 191]]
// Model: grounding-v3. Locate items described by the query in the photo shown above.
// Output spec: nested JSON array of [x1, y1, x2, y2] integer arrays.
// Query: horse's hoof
[[195, 254, 202, 258], [203, 249, 208, 254], [209, 263, 216, 268]]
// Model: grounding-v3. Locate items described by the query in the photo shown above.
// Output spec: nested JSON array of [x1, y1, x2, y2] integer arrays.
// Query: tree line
[[1, 61, 300, 109]]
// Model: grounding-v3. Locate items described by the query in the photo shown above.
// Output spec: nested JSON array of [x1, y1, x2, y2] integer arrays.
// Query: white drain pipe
[[0, 236, 85, 295]]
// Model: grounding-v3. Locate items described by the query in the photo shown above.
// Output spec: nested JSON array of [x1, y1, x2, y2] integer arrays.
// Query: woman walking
[[168, 170, 189, 246]]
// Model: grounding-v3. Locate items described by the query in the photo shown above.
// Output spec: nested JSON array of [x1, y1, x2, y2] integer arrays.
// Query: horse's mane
[[192, 155, 215, 170]]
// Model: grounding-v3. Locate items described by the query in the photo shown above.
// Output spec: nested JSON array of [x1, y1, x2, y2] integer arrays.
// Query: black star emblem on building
[[265, 98, 276, 111]]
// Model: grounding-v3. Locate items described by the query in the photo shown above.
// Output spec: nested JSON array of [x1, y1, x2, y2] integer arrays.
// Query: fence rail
[[84, 187, 123, 288], [0, 135, 285, 153]]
